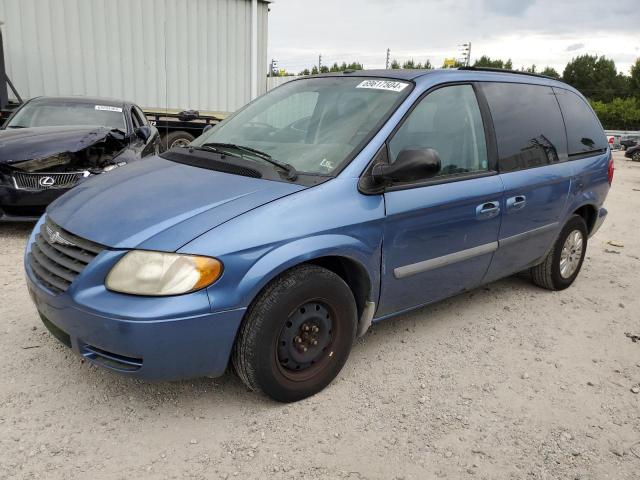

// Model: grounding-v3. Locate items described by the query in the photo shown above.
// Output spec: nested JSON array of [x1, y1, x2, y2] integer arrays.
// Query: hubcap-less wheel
[[633, 152, 640, 162], [560, 230, 584, 278], [170, 138, 191, 148], [277, 301, 334, 380]]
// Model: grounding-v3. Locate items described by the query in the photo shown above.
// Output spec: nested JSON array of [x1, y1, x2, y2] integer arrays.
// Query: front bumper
[[24, 221, 246, 381], [0, 183, 70, 221]]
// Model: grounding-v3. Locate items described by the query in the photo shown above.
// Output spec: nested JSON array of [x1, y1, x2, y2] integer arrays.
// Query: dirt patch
[[0, 151, 639, 479]]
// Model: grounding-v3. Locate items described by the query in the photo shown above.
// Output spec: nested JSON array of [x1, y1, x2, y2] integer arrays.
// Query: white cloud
[[267, 0, 639, 75]]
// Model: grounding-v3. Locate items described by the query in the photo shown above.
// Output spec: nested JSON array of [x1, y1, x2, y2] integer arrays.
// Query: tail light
[[607, 152, 614, 185], [608, 136, 614, 144]]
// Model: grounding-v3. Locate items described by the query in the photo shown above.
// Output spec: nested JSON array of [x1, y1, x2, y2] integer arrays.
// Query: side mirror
[[202, 124, 214, 134], [373, 148, 441, 185], [135, 125, 152, 143]]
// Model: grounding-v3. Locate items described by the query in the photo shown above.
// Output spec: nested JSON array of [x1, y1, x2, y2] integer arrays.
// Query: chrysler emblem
[[39, 176, 55, 187], [45, 225, 75, 247]]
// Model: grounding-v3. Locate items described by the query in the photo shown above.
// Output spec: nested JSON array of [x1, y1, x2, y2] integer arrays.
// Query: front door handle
[[476, 201, 501, 220], [506, 195, 527, 213]]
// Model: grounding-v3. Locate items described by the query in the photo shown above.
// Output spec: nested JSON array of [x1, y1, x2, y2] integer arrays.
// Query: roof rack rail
[[458, 66, 558, 81]]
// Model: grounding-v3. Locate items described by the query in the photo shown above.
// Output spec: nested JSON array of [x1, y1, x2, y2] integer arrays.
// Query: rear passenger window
[[481, 83, 567, 172], [389, 84, 489, 178], [553, 88, 607, 156]]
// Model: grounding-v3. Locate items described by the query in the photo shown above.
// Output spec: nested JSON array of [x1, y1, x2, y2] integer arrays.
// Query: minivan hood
[[47, 156, 305, 250], [0, 126, 125, 167]]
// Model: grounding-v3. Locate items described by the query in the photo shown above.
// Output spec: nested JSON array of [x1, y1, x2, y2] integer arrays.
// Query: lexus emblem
[[39, 176, 55, 187]]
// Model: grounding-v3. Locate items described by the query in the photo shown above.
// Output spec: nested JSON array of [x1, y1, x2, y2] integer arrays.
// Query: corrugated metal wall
[[0, 0, 269, 112]]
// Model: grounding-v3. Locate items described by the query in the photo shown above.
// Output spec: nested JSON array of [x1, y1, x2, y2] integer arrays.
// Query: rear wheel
[[632, 151, 640, 162], [232, 264, 357, 402], [161, 131, 195, 152], [530, 215, 588, 291]]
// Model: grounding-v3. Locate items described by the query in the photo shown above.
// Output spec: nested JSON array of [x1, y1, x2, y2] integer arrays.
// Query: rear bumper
[[590, 207, 607, 237]]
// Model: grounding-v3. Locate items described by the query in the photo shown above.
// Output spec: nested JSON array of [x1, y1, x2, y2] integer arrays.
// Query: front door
[[378, 84, 503, 317]]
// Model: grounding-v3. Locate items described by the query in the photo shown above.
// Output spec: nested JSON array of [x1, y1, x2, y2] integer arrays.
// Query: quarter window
[[553, 88, 607, 156], [481, 83, 567, 172], [389, 84, 489, 178]]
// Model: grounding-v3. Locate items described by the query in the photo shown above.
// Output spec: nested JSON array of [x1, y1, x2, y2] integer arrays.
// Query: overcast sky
[[267, 0, 639, 75]]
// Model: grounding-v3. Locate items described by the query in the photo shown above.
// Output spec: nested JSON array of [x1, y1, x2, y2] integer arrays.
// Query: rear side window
[[553, 88, 607, 156], [481, 83, 567, 172]]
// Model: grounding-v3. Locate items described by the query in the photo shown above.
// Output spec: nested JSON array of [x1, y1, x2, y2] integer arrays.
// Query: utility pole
[[318, 54, 322, 72], [459, 42, 472, 67], [385, 48, 391, 69], [269, 59, 278, 77]]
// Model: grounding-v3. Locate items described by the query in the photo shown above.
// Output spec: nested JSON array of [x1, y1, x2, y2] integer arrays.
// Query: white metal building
[[0, 0, 271, 113]]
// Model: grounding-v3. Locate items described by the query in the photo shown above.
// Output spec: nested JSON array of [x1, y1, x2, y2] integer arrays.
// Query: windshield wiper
[[7, 125, 27, 129], [198, 142, 298, 180]]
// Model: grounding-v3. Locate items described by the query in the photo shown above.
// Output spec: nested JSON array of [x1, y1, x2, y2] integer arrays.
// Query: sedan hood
[[0, 126, 126, 167], [47, 156, 305, 250]]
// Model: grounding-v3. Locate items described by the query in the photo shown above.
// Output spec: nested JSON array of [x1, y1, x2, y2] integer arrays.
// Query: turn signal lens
[[106, 251, 223, 296]]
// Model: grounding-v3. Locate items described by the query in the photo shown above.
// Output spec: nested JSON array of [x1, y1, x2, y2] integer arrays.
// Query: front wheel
[[530, 215, 588, 291], [232, 264, 357, 402], [632, 151, 640, 162]]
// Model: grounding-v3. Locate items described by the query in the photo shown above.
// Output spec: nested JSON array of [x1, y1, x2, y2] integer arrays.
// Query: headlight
[[106, 251, 223, 296]]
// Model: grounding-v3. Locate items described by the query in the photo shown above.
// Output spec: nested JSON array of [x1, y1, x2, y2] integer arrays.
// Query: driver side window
[[388, 85, 489, 178]]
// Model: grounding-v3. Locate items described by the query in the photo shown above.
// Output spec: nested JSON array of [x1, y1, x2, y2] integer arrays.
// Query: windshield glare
[[191, 77, 411, 175], [7, 101, 127, 130]]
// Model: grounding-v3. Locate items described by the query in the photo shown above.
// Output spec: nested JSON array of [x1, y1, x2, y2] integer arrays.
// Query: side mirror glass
[[135, 125, 152, 143], [373, 148, 442, 185]]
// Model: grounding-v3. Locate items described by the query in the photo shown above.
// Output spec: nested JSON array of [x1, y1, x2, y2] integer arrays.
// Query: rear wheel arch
[[573, 204, 597, 235]]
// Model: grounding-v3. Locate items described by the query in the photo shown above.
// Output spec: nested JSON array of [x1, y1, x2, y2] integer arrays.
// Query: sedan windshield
[[191, 77, 412, 175], [6, 100, 127, 130]]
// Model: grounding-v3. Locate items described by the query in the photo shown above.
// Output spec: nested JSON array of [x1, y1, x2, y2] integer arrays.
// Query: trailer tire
[[161, 131, 195, 152]]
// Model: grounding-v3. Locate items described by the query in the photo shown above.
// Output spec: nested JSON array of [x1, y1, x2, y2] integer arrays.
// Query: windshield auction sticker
[[356, 80, 409, 92], [95, 105, 123, 113]]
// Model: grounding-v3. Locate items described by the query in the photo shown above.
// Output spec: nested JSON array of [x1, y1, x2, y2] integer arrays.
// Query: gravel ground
[[0, 150, 639, 480]]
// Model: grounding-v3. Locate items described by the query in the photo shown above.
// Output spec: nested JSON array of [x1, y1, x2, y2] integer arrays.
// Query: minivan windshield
[[6, 100, 127, 131], [191, 77, 412, 175]]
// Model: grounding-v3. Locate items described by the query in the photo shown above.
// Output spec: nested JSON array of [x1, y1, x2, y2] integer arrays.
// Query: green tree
[[562, 55, 620, 102], [474, 55, 506, 69], [590, 97, 640, 130], [311, 66, 319, 75], [540, 66, 560, 79], [402, 59, 416, 69], [390, 59, 401, 69], [631, 58, 640, 97], [299, 68, 310, 76]]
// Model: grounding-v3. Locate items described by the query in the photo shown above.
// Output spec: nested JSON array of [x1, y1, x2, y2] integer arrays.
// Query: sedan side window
[[389, 85, 489, 177]]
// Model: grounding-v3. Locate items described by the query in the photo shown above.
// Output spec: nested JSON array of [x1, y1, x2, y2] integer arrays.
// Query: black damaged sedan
[[0, 96, 160, 221]]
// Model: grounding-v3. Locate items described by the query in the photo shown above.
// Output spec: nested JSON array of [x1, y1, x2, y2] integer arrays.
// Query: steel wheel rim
[[560, 229, 584, 279], [170, 138, 191, 148], [276, 300, 335, 381]]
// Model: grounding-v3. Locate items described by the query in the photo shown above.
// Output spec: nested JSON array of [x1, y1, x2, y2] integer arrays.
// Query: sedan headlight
[[106, 251, 223, 296]]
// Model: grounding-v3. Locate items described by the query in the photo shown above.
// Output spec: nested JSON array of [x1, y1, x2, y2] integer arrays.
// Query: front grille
[[28, 217, 104, 295], [12, 171, 87, 190]]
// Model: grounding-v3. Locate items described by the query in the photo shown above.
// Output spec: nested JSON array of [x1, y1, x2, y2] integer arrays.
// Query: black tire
[[160, 131, 195, 152], [232, 264, 357, 402], [632, 151, 640, 162], [530, 215, 588, 291]]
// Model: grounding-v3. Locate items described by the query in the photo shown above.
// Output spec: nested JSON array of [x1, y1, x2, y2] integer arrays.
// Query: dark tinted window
[[482, 83, 567, 172], [553, 88, 607, 156]]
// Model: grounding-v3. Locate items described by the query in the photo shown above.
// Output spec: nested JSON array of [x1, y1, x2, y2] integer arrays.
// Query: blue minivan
[[24, 68, 613, 402]]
